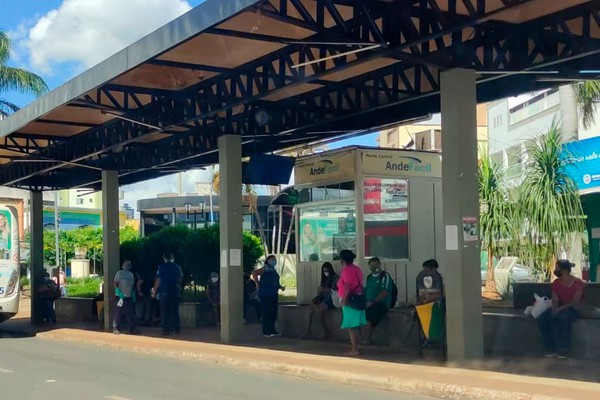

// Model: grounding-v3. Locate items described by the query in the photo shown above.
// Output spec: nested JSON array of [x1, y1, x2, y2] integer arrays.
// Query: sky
[[0, 0, 378, 210]]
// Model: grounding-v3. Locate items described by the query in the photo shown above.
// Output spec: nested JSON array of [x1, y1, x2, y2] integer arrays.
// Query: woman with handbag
[[302, 262, 338, 340], [337, 249, 367, 356]]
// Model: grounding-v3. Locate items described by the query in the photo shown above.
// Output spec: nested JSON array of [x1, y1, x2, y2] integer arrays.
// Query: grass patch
[[66, 277, 102, 298]]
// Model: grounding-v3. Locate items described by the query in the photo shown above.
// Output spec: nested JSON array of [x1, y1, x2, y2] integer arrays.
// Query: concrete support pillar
[[218, 134, 244, 343], [102, 170, 120, 331], [440, 68, 484, 361], [29, 191, 44, 324]]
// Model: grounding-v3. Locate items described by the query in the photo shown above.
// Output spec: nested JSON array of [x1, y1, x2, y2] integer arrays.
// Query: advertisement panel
[[564, 136, 600, 192], [294, 150, 355, 186], [361, 149, 442, 178]]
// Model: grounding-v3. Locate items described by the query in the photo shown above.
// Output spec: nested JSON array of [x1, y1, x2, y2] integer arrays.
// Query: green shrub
[[120, 224, 264, 287], [66, 277, 102, 298], [20, 276, 30, 289]]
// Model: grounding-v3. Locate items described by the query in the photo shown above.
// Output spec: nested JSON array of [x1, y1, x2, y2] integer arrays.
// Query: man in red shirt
[[537, 259, 584, 358]]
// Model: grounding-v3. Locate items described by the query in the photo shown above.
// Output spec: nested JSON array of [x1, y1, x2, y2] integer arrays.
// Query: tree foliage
[[478, 153, 513, 298], [575, 80, 600, 130], [0, 31, 49, 117], [516, 123, 585, 279], [120, 224, 264, 288]]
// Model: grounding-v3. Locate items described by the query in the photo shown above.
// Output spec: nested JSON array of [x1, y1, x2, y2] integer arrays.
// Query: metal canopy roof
[[1, 0, 600, 191]]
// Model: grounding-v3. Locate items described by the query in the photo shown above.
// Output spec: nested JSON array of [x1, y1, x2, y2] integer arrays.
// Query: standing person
[[207, 272, 221, 327], [113, 260, 139, 335], [38, 272, 58, 324], [253, 255, 285, 337], [134, 269, 153, 326], [537, 259, 584, 358], [243, 272, 261, 324], [338, 249, 367, 356], [302, 262, 338, 339], [363, 257, 393, 345], [152, 252, 183, 335]]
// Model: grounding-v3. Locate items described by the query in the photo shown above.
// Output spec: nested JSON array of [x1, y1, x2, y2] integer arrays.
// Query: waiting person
[[207, 272, 221, 327], [152, 252, 183, 335], [363, 257, 393, 345], [302, 262, 338, 339], [38, 272, 58, 324], [243, 272, 261, 324], [416, 259, 444, 304], [134, 269, 152, 325], [53, 267, 67, 297], [537, 259, 584, 358], [338, 249, 367, 356], [253, 255, 285, 337], [113, 260, 139, 335]]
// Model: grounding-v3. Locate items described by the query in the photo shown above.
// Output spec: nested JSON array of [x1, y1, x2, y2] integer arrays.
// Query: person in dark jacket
[[252, 255, 285, 337], [152, 252, 183, 335]]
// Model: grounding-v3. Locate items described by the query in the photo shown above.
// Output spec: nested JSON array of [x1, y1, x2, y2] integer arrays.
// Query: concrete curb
[[35, 331, 582, 400]]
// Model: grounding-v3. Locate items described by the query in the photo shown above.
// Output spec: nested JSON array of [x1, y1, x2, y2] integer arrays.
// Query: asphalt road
[[0, 332, 433, 400]]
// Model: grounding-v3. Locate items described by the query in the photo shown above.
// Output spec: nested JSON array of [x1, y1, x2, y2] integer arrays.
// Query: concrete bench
[[279, 305, 600, 360], [279, 305, 419, 351]]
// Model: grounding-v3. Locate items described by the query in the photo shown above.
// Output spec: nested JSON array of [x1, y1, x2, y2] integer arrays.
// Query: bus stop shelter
[[1, 0, 600, 362]]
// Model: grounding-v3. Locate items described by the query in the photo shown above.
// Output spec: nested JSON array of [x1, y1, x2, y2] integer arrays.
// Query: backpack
[[380, 272, 398, 309]]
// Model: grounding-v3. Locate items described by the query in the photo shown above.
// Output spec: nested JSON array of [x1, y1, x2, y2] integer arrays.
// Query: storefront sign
[[564, 136, 600, 192], [294, 150, 355, 186], [361, 149, 442, 178]]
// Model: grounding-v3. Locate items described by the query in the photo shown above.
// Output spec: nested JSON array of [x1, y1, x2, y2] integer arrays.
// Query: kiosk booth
[[294, 146, 443, 305]]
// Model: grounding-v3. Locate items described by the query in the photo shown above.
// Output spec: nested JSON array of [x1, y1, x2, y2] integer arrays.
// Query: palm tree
[[0, 31, 48, 117], [518, 122, 585, 280], [479, 153, 512, 299]]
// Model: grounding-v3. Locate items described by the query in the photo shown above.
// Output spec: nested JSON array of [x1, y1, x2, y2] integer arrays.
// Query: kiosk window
[[299, 202, 357, 262], [363, 178, 409, 259]]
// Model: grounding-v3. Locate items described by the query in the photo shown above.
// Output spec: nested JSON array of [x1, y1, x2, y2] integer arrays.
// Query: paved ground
[[0, 333, 428, 400]]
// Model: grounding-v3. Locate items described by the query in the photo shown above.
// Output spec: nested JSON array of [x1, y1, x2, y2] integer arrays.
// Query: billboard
[[564, 136, 600, 192]]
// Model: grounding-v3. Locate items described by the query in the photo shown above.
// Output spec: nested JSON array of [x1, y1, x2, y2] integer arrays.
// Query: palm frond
[[0, 31, 10, 65], [0, 98, 20, 118], [0, 65, 49, 96], [575, 81, 600, 130]]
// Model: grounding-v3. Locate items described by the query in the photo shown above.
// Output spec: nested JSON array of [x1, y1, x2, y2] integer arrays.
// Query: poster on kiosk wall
[[363, 178, 409, 259]]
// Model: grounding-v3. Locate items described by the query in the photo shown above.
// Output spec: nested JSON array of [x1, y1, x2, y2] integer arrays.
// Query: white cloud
[[25, 0, 191, 73]]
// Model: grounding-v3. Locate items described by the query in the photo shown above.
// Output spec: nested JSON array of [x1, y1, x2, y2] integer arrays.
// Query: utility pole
[[54, 191, 60, 270]]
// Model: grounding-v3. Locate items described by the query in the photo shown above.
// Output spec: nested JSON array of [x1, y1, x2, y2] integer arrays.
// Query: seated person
[[302, 262, 338, 339], [363, 257, 394, 345], [416, 259, 444, 304], [537, 259, 584, 358], [207, 272, 221, 327]]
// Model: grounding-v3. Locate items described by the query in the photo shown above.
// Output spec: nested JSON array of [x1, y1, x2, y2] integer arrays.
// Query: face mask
[[370, 266, 381, 274], [268, 259, 277, 268], [554, 270, 563, 278], [323, 271, 330, 277], [211, 278, 218, 283]]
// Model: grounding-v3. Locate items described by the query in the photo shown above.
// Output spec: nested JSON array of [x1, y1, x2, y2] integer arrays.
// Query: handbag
[[347, 267, 366, 310]]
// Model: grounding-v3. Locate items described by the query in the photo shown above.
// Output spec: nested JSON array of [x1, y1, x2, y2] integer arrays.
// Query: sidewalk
[[3, 297, 600, 400]]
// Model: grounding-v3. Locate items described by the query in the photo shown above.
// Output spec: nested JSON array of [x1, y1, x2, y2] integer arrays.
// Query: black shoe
[[129, 329, 141, 335], [162, 331, 170, 336]]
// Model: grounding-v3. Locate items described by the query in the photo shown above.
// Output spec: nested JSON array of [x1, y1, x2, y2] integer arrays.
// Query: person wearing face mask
[[113, 260, 140, 335], [302, 262, 339, 339], [363, 257, 393, 345], [207, 272, 221, 327], [252, 255, 285, 337], [537, 259, 584, 358]]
